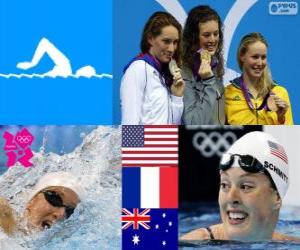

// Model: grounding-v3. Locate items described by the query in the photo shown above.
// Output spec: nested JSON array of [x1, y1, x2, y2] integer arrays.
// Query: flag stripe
[[270, 149, 287, 160], [144, 125, 177, 129], [160, 167, 178, 208], [144, 133, 178, 136], [141, 167, 159, 208], [122, 157, 178, 160], [122, 168, 140, 207], [122, 154, 178, 157], [141, 143, 177, 148], [144, 141, 178, 145], [270, 151, 288, 163], [123, 164, 178, 167], [145, 128, 178, 132], [122, 152, 177, 155], [123, 160, 178, 164], [122, 147, 178, 151], [144, 138, 178, 141]]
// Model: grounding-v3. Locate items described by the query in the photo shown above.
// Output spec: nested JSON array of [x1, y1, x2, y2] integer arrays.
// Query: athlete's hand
[[16, 62, 33, 70], [171, 68, 185, 97], [198, 50, 213, 79], [272, 94, 289, 124]]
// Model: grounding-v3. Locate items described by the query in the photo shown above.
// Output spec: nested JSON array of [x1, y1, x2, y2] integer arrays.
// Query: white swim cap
[[225, 131, 289, 199], [29, 172, 85, 201]]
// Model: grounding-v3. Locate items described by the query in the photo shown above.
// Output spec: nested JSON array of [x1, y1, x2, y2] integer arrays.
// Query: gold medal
[[200, 50, 211, 65]]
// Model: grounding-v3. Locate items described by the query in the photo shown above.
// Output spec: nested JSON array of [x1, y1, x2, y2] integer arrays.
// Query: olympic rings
[[16, 135, 32, 144], [192, 131, 237, 157]]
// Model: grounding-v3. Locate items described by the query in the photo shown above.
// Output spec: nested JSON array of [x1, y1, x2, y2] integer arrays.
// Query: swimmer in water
[[181, 131, 300, 242], [0, 171, 84, 234]]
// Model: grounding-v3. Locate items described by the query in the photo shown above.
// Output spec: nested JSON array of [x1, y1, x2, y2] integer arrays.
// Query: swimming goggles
[[219, 153, 278, 190], [219, 153, 264, 173], [42, 190, 75, 219]]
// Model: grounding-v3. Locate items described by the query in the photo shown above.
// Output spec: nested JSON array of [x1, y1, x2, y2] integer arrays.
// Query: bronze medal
[[267, 95, 278, 112]]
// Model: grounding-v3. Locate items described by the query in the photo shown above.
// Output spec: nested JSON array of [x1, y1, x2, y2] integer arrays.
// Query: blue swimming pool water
[[0, 126, 121, 250], [179, 202, 300, 249]]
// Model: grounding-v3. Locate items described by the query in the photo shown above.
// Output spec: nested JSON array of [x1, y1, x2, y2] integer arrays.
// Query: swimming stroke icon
[[0, 37, 112, 79]]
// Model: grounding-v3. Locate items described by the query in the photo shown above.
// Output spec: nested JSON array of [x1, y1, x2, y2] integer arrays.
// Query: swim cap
[[28, 172, 85, 201], [225, 131, 289, 199]]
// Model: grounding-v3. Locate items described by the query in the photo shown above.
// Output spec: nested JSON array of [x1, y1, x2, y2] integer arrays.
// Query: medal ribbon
[[240, 76, 270, 111]]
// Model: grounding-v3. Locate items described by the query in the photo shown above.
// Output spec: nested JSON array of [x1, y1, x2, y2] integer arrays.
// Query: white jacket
[[120, 60, 183, 125]]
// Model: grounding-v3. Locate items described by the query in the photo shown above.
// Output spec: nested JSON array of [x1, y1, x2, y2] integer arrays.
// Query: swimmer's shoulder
[[273, 232, 300, 242], [180, 224, 224, 241], [180, 228, 210, 241]]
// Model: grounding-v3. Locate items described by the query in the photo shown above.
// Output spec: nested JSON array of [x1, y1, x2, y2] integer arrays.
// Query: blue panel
[[0, 0, 112, 124], [122, 167, 141, 208]]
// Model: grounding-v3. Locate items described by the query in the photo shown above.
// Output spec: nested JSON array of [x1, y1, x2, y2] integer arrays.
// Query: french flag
[[122, 167, 178, 208]]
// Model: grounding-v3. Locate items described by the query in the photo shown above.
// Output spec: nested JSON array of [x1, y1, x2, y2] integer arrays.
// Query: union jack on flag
[[268, 140, 288, 164], [122, 208, 151, 230]]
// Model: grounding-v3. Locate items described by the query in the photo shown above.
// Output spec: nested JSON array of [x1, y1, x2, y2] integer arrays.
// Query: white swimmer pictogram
[[0, 37, 113, 79]]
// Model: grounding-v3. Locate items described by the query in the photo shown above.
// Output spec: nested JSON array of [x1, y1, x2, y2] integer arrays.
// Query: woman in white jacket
[[120, 12, 185, 125]]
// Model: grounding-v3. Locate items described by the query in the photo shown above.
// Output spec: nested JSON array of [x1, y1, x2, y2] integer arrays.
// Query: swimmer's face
[[25, 186, 79, 230], [148, 25, 179, 63], [240, 41, 267, 79], [219, 167, 281, 241], [199, 20, 219, 56]]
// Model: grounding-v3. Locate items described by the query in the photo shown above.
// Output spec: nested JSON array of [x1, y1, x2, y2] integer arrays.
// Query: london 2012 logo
[[3, 128, 35, 167]]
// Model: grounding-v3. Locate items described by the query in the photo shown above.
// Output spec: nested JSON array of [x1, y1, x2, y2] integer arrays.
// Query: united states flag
[[122, 125, 178, 167], [268, 140, 288, 164]]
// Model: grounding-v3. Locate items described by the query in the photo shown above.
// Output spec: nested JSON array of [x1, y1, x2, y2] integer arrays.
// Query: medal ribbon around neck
[[240, 76, 270, 111]]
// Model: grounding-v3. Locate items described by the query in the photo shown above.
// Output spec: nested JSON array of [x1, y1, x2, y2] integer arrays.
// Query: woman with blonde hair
[[225, 32, 293, 125]]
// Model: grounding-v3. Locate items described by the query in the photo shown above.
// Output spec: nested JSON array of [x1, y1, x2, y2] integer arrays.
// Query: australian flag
[[122, 208, 178, 250]]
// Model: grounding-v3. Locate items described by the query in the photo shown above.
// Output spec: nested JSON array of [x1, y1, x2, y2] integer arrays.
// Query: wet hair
[[237, 32, 274, 97], [140, 11, 182, 66], [182, 5, 224, 80]]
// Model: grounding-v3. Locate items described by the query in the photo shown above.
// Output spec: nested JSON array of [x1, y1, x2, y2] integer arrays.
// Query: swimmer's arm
[[180, 228, 210, 241], [273, 232, 300, 242], [0, 197, 16, 235]]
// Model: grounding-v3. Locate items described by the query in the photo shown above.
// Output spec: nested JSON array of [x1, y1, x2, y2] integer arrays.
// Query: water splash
[[0, 126, 121, 249]]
